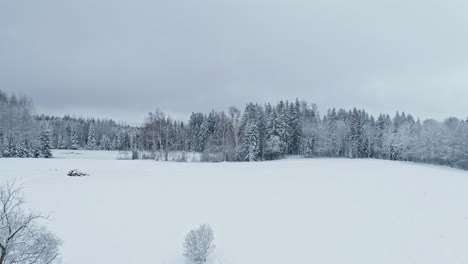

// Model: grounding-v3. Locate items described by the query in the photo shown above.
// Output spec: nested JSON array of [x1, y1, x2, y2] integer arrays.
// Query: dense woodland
[[1, 89, 467, 169]]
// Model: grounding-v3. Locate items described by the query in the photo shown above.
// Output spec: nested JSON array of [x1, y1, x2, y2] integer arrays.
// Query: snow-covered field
[[1, 153, 468, 264], [52, 149, 202, 161], [52, 149, 121, 160]]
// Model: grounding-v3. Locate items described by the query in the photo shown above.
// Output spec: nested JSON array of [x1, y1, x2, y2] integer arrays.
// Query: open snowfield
[[1, 152, 468, 264], [52, 149, 202, 162]]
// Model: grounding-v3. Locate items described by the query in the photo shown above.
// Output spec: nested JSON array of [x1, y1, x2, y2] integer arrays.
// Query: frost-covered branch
[[183, 224, 215, 264], [0, 181, 61, 264]]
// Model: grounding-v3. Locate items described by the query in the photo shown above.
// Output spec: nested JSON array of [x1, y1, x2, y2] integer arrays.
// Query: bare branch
[[0, 181, 61, 264]]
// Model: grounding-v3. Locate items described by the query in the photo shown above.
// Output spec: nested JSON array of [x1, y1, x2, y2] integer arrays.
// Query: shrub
[[183, 224, 215, 264]]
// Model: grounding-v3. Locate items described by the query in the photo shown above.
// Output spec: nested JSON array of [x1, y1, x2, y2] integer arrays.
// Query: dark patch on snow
[[67, 169, 89, 177]]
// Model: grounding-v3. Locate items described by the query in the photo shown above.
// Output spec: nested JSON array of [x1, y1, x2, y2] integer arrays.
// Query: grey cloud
[[1, 0, 467, 124]]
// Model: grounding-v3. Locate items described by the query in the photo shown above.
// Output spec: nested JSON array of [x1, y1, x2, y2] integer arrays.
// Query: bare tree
[[183, 224, 215, 264], [215, 111, 233, 161], [229, 106, 241, 161], [144, 110, 166, 160], [0, 181, 61, 264]]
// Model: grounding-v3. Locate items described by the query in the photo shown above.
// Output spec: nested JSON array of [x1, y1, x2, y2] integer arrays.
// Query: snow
[[1, 153, 468, 264], [51, 149, 202, 161], [52, 149, 120, 160]]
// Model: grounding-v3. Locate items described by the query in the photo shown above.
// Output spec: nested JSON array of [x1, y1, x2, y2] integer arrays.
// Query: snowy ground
[[52, 149, 202, 161], [1, 153, 468, 264], [52, 149, 121, 160]]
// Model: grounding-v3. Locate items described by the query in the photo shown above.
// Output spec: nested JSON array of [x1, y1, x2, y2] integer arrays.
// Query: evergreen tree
[[57, 134, 65, 149], [289, 99, 302, 154], [69, 126, 79, 150], [198, 118, 210, 152], [86, 123, 97, 150], [16, 138, 32, 158], [0, 137, 3, 158], [243, 121, 259, 161], [240, 103, 261, 161], [277, 102, 290, 156], [39, 123, 52, 158], [265, 107, 282, 159], [113, 133, 122, 150], [100, 134, 112, 150], [3, 137, 15, 157]]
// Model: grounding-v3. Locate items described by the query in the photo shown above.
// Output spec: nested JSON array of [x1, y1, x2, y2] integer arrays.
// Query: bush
[[183, 224, 215, 264], [201, 152, 224, 162], [132, 150, 139, 160], [116, 151, 131, 160]]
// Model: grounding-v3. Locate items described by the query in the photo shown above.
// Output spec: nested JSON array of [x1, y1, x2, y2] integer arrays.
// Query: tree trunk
[[0, 249, 7, 264]]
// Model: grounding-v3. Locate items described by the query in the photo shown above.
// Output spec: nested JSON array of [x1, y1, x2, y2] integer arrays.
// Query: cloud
[[1, 0, 467, 123]]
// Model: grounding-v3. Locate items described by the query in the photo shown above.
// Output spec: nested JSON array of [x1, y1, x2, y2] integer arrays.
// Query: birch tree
[[0, 181, 61, 264]]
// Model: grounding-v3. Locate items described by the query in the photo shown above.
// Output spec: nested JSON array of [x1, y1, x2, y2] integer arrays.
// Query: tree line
[[0, 91, 52, 158], [140, 100, 468, 170], [1, 89, 467, 170], [0, 89, 135, 157]]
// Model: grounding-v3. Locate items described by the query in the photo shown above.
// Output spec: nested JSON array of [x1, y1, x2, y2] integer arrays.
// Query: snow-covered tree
[[243, 121, 260, 161], [229, 106, 241, 161], [264, 106, 282, 159], [69, 126, 79, 150], [264, 135, 282, 159], [99, 135, 112, 150], [183, 224, 215, 264], [289, 99, 302, 154], [0, 181, 61, 264], [277, 101, 290, 156], [3, 87, 468, 170], [57, 134, 65, 149], [39, 123, 52, 158], [214, 111, 232, 161], [86, 123, 97, 150]]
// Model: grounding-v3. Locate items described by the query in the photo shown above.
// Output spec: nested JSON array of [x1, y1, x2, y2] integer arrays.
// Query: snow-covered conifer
[[57, 134, 65, 149], [69, 126, 79, 150], [39, 123, 52, 158], [86, 123, 97, 150], [243, 121, 259, 161], [100, 134, 112, 150]]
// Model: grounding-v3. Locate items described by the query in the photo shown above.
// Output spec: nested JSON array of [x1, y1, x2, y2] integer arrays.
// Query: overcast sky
[[1, 0, 467, 125]]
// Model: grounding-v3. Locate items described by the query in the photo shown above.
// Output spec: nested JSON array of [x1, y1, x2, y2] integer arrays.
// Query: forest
[[1, 89, 467, 169]]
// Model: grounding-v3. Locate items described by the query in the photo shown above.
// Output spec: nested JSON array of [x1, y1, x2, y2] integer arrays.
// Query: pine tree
[[69, 126, 79, 150], [243, 121, 259, 162], [99, 134, 112, 150], [289, 99, 302, 154], [277, 103, 290, 156], [113, 130, 128, 150], [265, 107, 282, 159], [39, 123, 52, 158], [86, 123, 97, 150], [198, 118, 210, 152], [3, 137, 15, 157], [122, 131, 131, 150], [57, 134, 65, 149], [240, 103, 261, 161], [0, 137, 3, 158], [131, 132, 140, 150], [17, 138, 32, 158], [49, 132, 57, 149]]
